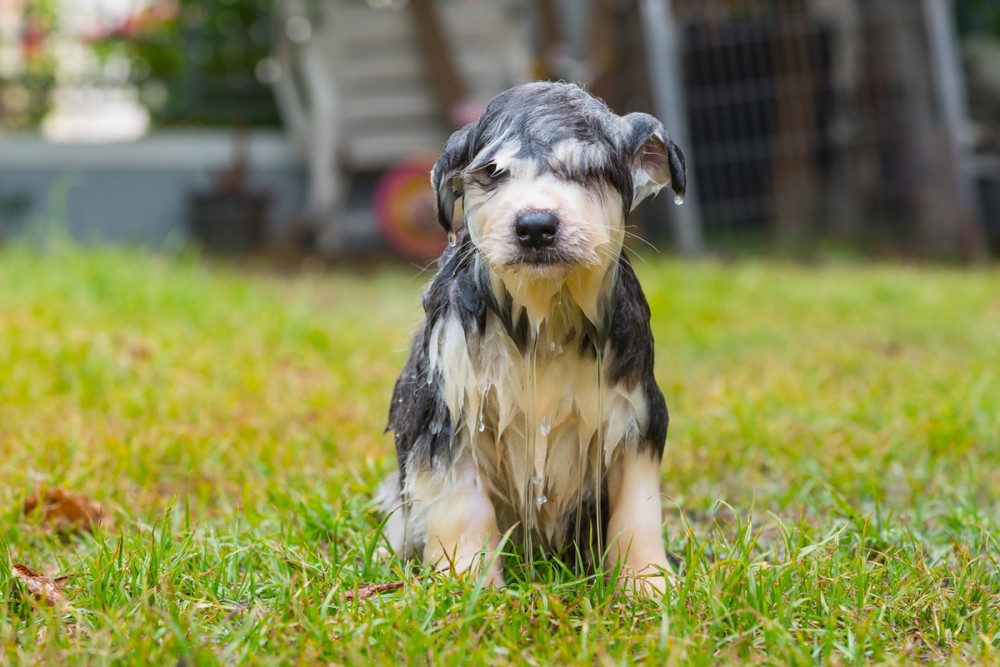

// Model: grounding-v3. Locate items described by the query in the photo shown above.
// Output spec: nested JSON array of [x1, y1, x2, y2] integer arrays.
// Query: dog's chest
[[427, 310, 648, 544]]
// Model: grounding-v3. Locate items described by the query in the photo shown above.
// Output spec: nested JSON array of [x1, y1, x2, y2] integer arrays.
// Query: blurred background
[[0, 0, 997, 261]]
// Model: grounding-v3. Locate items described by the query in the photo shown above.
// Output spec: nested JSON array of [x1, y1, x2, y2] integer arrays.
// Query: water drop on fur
[[674, 193, 685, 205], [548, 341, 556, 352], [537, 495, 547, 507], [447, 231, 458, 247], [476, 389, 488, 433], [539, 417, 552, 437]]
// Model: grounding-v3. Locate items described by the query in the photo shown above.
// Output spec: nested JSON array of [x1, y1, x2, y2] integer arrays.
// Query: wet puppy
[[380, 81, 686, 592]]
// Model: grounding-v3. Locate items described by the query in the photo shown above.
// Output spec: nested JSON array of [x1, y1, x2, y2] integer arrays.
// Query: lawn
[[1, 243, 999, 665]]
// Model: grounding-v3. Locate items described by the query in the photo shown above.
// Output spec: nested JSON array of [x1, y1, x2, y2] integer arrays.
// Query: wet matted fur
[[379, 81, 686, 592]]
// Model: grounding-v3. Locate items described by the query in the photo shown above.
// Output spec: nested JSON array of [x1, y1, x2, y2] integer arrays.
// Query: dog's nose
[[515, 210, 558, 248]]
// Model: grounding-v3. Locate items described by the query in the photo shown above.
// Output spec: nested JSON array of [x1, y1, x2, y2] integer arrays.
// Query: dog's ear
[[431, 122, 476, 234], [623, 113, 687, 211]]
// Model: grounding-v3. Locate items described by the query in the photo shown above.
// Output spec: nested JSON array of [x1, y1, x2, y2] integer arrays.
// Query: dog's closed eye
[[471, 162, 509, 186]]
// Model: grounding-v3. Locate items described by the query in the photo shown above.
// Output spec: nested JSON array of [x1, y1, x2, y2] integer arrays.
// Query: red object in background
[[76, 0, 177, 42], [21, 18, 46, 62], [375, 157, 448, 261]]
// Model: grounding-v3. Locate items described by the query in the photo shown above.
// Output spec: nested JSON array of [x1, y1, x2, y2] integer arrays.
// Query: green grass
[[1, 242, 999, 665]]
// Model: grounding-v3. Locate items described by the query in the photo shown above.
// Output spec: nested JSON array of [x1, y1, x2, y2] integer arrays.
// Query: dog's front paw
[[477, 559, 506, 588], [616, 564, 677, 597], [430, 543, 506, 588]]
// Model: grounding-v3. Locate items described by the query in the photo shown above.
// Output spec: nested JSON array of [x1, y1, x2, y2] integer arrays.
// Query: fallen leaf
[[11, 564, 72, 605], [343, 581, 404, 603], [23, 488, 114, 534], [126, 341, 152, 360]]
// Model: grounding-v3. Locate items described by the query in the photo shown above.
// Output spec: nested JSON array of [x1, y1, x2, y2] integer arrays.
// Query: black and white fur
[[380, 82, 686, 592]]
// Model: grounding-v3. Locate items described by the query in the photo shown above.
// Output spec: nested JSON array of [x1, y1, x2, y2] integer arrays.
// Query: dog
[[379, 81, 686, 593]]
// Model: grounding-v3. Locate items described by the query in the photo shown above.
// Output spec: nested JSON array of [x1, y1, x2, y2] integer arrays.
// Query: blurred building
[[0, 0, 994, 259]]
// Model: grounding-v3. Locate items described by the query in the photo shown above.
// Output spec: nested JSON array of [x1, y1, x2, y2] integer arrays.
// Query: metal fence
[[662, 0, 985, 257]]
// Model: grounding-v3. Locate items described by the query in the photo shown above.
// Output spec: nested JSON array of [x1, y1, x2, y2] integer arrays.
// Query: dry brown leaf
[[11, 563, 72, 605], [343, 581, 404, 603], [23, 488, 114, 534], [126, 341, 152, 360]]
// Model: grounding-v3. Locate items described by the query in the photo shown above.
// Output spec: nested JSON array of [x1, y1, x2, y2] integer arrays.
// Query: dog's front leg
[[605, 448, 674, 594], [417, 458, 505, 586]]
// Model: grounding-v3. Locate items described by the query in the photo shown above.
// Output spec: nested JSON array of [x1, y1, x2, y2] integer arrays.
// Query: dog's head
[[432, 82, 686, 323]]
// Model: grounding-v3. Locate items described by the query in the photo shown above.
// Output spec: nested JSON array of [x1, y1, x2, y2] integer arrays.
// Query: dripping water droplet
[[477, 390, 487, 433], [429, 420, 440, 435], [548, 341, 556, 352], [537, 495, 547, 507], [539, 417, 552, 437], [447, 231, 458, 247], [674, 193, 685, 205], [557, 345, 564, 355]]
